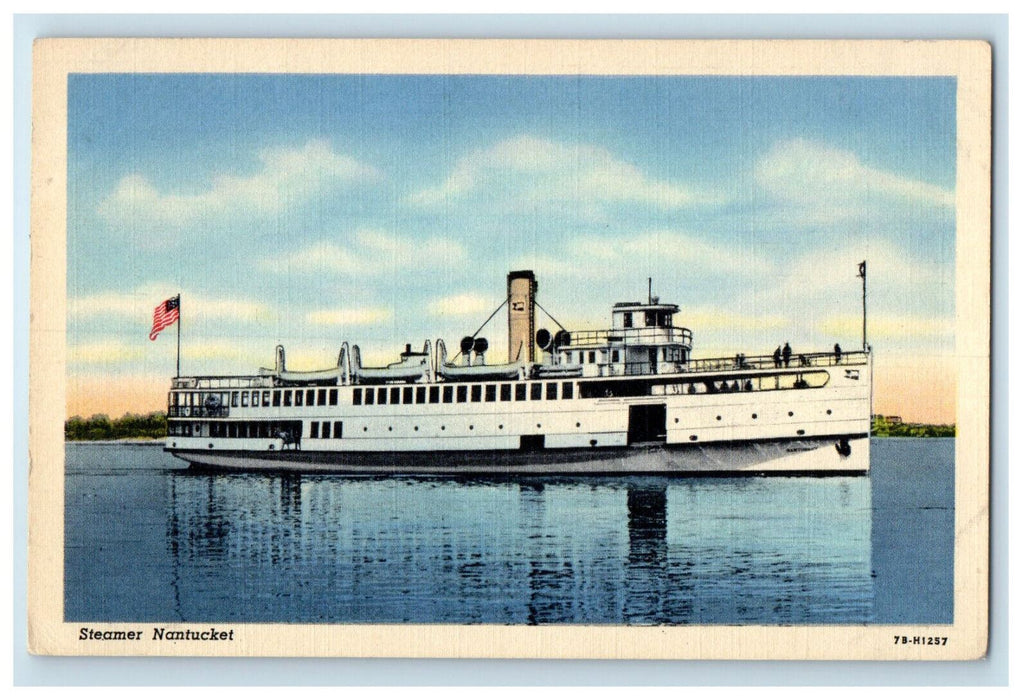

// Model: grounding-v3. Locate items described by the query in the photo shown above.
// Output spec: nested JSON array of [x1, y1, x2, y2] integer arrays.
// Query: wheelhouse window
[[623, 312, 633, 328], [612, 349, 620, 363], [262, 391, 270, 407]]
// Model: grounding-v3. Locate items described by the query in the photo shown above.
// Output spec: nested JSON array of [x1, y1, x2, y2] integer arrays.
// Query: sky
[[66, 74, 957, 422]]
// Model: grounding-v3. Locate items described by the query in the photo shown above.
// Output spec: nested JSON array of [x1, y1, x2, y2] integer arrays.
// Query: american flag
[[149, 295, 180, 341]]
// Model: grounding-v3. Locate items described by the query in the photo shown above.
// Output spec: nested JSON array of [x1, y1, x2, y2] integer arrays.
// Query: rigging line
[[448, 295, 511, 364], [534, 300, 566, 332]]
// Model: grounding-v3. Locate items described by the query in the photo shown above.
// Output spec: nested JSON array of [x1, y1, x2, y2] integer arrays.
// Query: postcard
[[28, 38, 991, 659]]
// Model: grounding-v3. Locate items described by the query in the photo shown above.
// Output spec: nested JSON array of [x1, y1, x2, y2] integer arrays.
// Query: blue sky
[[66, 74, 957, 420]]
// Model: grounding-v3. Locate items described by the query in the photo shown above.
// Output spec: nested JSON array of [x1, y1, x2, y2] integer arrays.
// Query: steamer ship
[[164, 271, 871, 474]]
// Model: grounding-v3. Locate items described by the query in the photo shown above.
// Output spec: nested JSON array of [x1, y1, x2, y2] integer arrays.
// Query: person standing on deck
[[834, 343, 842, 364], [773, 345, 781, 368], [782, 342, 792, 367]]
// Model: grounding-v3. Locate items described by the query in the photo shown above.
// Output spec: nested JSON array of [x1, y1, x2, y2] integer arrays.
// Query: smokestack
[[507, 270, 537, 364]]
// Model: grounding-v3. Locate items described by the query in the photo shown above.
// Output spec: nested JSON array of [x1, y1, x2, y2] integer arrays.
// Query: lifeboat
[[352, 340, 432, 384], [435, 338, 523, 381]]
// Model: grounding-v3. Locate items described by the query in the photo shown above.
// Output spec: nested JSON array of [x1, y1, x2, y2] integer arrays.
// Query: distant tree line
[[871, 415, 955, 438], [65, 412, 167, 441]]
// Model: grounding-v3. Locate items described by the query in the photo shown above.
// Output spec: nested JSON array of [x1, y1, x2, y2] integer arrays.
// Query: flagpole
[[861, 261, 867, 351], [176, 294, 181, 378]]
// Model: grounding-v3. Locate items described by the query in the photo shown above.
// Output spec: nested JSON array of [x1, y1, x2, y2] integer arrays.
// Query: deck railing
[[562, 326, 693, 348], [167, 406, 230, 418]]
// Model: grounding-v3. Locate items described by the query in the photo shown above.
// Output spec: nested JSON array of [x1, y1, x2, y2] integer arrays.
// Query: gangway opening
[[627, 403, 666, 444]]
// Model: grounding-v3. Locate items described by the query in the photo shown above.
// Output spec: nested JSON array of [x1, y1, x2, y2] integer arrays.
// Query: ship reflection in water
[[162, 470, 872, 624]]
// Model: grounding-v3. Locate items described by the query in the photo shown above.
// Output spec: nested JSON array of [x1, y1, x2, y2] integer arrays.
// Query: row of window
[[352, 381, 576, 406], [170, 388, 340, 410]]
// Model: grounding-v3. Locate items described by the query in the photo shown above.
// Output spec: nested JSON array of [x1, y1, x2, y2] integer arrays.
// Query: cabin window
[[283, 391, 292, 407], [321, 421, 331, 439], [317, 389, 327, 406], [645, 311, 656, 327], [515, 384, 527, 401], [228, 423, 237, 438], [530, 383, 542, 400], [588, 351, 596, 364], [353, 388, 362, 405], [612, 350, 620, 363], [231, 392, 239, 407], [443, 386, 453, 403], [416, 387, 426, 404], [485, 384, 496, 402], [329, 389, 338, 406], [546, 382, 557, 400], [456, 386, 468, 403], [390, 387, 400, 405], [241, 392, 249, 407], [471, 385, 482, 402], [500, 384, 512, 401], [310, 422, 318, 438], [565, 352, 572, 363], [252, 391, 260, 406], [403, 387, 413, 405], [306, 389, 315, 406], [562, 382, 574, 399], [273, 390, 281, 407], [293, 390, 302, 406], [262, 391, 270, 407], [624, 312, 633, 328], [365, 388, 375, 405], [429, 386, 440, 404], [377, 387, 387, 405], [333, 421, 343, 439]]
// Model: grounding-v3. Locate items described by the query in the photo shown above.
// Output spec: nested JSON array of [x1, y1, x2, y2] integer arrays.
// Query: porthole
[[536, 423, 541, 428], [716, 415, 722, 421], [441, 426, 446, 431], [589, 439, 598, 446], [469, 425, 474, 430], [414, 426, 419, 431], [788, 411, 794, 417], [826, 409, 833, 415], [752, 413, 758, 419], [797, 429, 806, 436], [674, 418, 679, 423], [575, 422, 580, 428], [499, 424, 504, 429], [208, 443, 213, 449], [363, 427, 368, 432], [388, 426, 393, 432], [689, 435, 698, 441]]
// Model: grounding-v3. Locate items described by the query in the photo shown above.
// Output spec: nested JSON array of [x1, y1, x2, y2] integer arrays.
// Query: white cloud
[[259, 229, 467, 275], [67, 340, 144, 365], [69, 285, 270, 324], [754, 138, 954, 225], [428, 293, 494, 317], [97, 139, 379, 228], [305, 307, 392, 326], [408, 135, 722, 212]]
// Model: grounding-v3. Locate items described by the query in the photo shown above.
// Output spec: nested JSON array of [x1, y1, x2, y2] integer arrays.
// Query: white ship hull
[[169, 436, 868, 475], [165, 361, 871, 475]]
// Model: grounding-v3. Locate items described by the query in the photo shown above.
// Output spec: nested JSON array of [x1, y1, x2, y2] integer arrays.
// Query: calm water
[[64, 439, 953, 624]]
